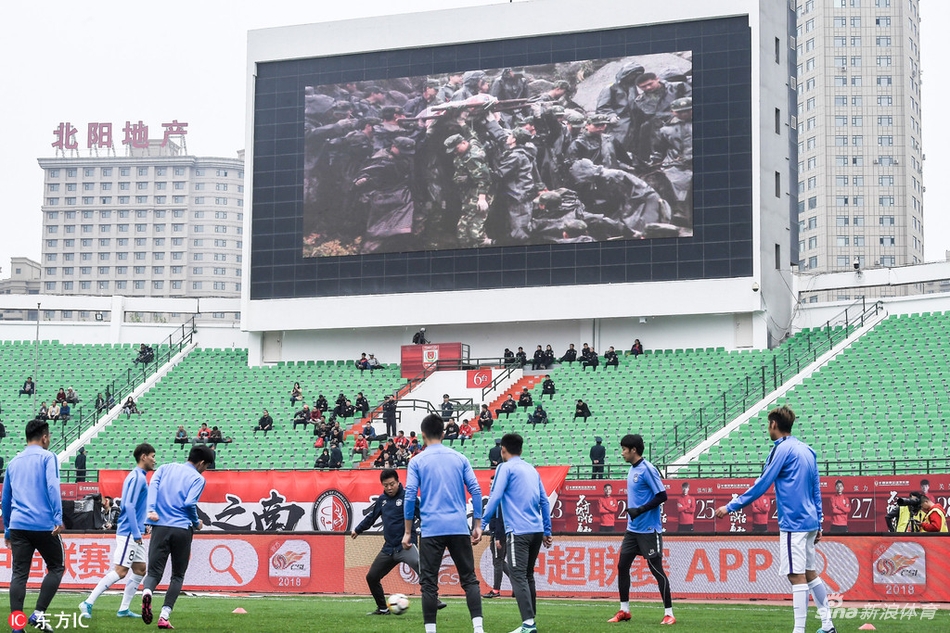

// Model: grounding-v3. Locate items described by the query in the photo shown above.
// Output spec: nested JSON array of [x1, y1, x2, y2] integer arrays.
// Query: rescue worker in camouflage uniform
[[445, 133, 493, 247], [650, 97, 693, 227], [495, 128, 542, 243]]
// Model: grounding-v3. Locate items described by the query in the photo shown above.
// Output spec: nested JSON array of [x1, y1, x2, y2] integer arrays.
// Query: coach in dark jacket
[[352, 469, 444, 615]]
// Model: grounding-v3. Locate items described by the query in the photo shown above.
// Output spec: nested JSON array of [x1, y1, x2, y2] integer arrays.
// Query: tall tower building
[[795, 0, 923, 301], [37, 141, 244, 317]]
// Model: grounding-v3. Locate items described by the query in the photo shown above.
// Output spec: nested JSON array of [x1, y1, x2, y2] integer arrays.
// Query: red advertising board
[[554, 475, 950, 534], [400, 342, 463, 378], [466, 368, 492, 389], [4, 533, 947, 604], [98, 466, 570, 534]]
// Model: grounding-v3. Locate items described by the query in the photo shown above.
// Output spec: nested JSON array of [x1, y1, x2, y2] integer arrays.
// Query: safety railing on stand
[[650, 298, 884, 469], [50, 317, 197, 454]]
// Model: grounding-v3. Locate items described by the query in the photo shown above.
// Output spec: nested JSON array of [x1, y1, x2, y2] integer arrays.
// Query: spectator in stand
[[367, 354, 382, 371], [65, 387, 80, 405], [517, 387, 533, 410], [750, 496, 771, 533], [478, 405, 494, 432], [326, 422, 344, 446], [353, 434, 370, 461], [362, 419, 378, 441], [47, 401, 61, 422], [340, 399, 356, 419], [134, 343, 154, 365], [408, 438, 422, 457], [444, 420, 460, 444], [95, 392, 107, 412], [355, 392, 370, 419], [382, 394, 397, 438], [395, 446, 410, 467], [122, 397, 141, 418], [290, 382, 304, 406], [590, 436, 605, 478], [373, 451, 388, 468], [104, 389, 115, 409], [829, 480, 850, 533], [254, 409, 273, 435], [559, 344, 577, 364], [18, 376, 35, 397], [175, 426, 189, 448], [489, 438, 503, 469], [59, 402, 71, 421], [329, 442, 344, 469], [677, 482, 696, 532], [310, 405, 325, 427], [293, 404, 312, 429], [459, 419, 475, 445], [531, 345, 545, 370], [356, 353, 370, 371], [36, 401, 49, 420], [496, 395, 517, 418], [527, 404, 548, 427], [604, 346, 620, 369], [314, 448, 330, 469], [55, 388, 67, 404], [582, 345, 600, 371], [75, 447, 88, 483], [384, 438, 398, 460], [543, 345, 556, 369], [541, 375, 556, 400], [394, 431, 409, 450], [575, 399, 592, 422], [919, 495, 947, 532], [314, 394, 329, 413], [333, 393, 347, 417], [630, 339, 643, 357], [195, 423, 211, 444], [503, 348, 515, 365], [599, 484, 619, 532], [440, 394, 454, 422], [515, 347, 527, 368], [209, 427, 231, 447]]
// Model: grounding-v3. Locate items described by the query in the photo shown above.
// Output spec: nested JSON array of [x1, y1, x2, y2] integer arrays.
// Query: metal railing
[[50, 317, 197, 454], [651, 298, 884, 468]]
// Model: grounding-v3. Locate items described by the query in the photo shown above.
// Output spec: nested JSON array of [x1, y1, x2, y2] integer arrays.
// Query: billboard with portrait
[[302, 53, 693, 258]]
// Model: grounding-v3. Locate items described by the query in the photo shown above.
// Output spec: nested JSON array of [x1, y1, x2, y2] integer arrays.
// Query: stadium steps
[[675, 310, 950, 477], [484, 375, 545, 427]]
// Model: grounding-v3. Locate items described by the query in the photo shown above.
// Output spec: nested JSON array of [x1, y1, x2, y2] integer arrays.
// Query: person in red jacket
[[829, 480, 851, 533], [919, 495, 948, 532], [598, 484, 619, 532], [750, 496, 770, 532], [352, 434, 369, 461], [676, 482, 695, 532]]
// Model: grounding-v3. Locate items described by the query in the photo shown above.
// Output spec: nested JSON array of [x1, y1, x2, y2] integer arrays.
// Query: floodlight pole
[[33, 302, 40, 416]]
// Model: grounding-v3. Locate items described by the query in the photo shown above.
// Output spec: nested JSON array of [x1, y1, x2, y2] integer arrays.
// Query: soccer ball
[[387, 593, 410, 615]]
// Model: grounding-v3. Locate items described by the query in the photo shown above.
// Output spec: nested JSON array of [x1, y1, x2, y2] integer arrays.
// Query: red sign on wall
[[466, 369, 492, 389]]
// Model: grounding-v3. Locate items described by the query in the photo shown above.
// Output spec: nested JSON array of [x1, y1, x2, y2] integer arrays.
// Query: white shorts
[[779, 530, 817, 576], [113, 534, 147, 568]]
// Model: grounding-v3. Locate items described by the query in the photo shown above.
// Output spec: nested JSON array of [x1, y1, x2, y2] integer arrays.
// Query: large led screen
[[251, 17, 753, 300], [302, 53, 692, 257]]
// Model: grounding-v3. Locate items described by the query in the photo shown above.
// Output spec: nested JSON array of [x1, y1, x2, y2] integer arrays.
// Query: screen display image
[[302, 52, 693, 258]]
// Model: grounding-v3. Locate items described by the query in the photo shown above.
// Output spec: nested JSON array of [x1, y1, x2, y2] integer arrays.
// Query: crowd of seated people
[[26, 383, 87, 423], [354, 352, 383, 372], [498, 339, 645, 370]]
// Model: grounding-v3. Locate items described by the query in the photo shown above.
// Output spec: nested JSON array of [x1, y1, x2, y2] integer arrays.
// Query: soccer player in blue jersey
[[403, 413, 484, 633], [140, 444, 214, 629], [608, 434, 675, 625], [80, 443, 156, 619], [2, 419, 65, 633], [715, 406, 836, 633], [481, 433, 552, 633]]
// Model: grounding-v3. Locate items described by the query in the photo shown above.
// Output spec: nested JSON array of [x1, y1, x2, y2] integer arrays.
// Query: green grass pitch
[[7, 592, 947, 633]]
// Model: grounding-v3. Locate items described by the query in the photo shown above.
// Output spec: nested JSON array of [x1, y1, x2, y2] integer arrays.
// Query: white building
[[795, 0, 924, 301], [37, 140, 245, 322]]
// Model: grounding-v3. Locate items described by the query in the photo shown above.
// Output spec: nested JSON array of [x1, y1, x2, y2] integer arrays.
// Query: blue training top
[[626, 458, 665, 533], [146, 462, 206, 530], [480, 456, 552, 536], [404, 443, 481, 537], [117, 467, 149, 540], [2, 445, 63, 536], [725, 435, 822, 532]]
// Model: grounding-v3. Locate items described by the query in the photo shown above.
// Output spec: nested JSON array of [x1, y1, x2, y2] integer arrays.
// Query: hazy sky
[[0, 0, 946, 277]]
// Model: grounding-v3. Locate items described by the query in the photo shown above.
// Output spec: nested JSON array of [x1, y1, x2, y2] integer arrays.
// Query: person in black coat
[[488, 439, 503, 469], [541, 375, 556, 400], [531, 345, 545, 370], [478, 405, 494, 432], [514, 347, 527, 368], [604, 346, 620, 369], [517, 388, 533, 410], [382, 394, 398, 438], [329, 442, 344, 469], [355, 392, 370, 419], [559, 344, 577, 364], [496, 395, 517, 418], [590, 436, 606, 479], [574, 399, 592, 422], [543, 345, 556, 369], [412, 327, 428, 344], [74, 447, 87, 482], [482, 478, 509, 599], [582, 347, 600, 371]]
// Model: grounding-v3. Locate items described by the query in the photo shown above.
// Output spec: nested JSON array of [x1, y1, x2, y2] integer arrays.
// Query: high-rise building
[[795, 0, 923, 302], [38, 141, 244, 307]]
